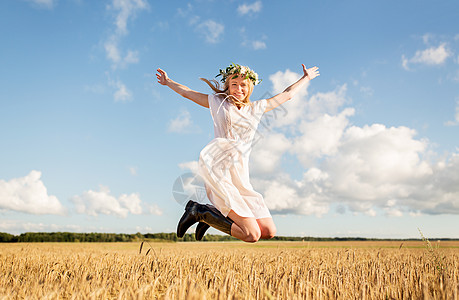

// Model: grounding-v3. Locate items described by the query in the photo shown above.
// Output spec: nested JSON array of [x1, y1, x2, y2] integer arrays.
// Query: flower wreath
[[216, 63, 261, 86]]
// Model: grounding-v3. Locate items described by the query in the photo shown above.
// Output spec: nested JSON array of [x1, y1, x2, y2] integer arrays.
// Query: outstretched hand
[[302, 64, 320, 80], [156, 68, 169, 85]]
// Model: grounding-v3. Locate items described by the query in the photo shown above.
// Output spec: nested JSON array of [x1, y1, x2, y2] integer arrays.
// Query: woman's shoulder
[[209, 93, 225, 101], [250, 99, 267, 115], [208, 93, 226, 110], [252, 98, 267, 107], [252, 98, 267, 105]]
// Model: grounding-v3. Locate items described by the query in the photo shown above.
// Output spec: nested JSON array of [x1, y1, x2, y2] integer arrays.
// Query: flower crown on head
[[216, 63, 262, 86]]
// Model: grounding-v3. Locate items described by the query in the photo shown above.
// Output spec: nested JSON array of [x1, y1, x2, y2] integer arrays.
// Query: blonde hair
[[200, 75, 254, 109]]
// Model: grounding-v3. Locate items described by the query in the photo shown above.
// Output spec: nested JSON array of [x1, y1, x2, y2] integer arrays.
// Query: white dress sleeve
[[208, 94, 221, 122], [207, 94, 217, 111], [252, 99, 267, 119]]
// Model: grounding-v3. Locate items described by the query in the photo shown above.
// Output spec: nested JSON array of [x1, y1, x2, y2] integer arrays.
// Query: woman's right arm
[[156, 68, 209, 108]]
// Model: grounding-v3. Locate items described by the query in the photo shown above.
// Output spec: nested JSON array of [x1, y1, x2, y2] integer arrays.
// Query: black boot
[[195, 222, 210, 241], [177, 200, 234, 238], [195, 204, 234, 240]]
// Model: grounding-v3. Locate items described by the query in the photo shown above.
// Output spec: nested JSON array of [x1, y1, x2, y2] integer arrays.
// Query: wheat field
[[1, 241, 458, 299]]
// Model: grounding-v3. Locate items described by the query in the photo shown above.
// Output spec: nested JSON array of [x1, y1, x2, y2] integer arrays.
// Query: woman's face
[[228, 76, 250, 102]]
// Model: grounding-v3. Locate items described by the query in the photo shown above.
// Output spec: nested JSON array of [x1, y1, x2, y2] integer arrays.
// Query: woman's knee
[[242, 227, 261, 243], [227, 210, 261, 243], [261, 226, 276, 239], [257, 218, 276, 240]]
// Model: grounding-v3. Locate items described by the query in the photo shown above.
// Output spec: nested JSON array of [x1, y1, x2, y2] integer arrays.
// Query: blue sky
[[1, 0, 458, 238]]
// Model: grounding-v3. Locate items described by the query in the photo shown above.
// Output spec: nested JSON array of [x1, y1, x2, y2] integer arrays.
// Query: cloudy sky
[[1, 0, 458, 238]]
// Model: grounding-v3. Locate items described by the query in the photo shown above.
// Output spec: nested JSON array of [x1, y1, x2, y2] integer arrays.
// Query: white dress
[[198, 94, 271, 219]]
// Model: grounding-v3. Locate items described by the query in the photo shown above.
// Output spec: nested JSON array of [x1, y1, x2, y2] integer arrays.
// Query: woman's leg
[[177, 201, 233, 238], [227, 210, 261, 243], [177, 202, 266, 243], [256, 218, 276, 240]]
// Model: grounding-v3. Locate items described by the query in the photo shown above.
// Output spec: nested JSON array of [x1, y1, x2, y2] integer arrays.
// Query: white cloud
[[267, 69, 310, 127], [168, 109, 199, 133], [108, 0, 149, 35], [384, 200, 404, 217], [455, 101, 459, 123], [292, 108, 354, 167], [238, 1, 262, 15], [176, 4, 200, 26], [179, 161, 199, 174], [360, 86, 374, 97], [197, 20, 224, 44], [155, 21, 170, 31], [0, 219, 162, 235], [104, 37, 140, 69], [104, 38, 122, 65], [445, 98, 459, 126], [401, 55, 410, 71], [403, 43, 451, 70], [252, 40, 266, 50], [0, 171, 66, 215], [304, 84, 349, 120], [322, 125, 432, 204], [177, 3, 193, 18], [453, 69, 459, 83], [177, 5, 224, 44], [253, 173, 330, 217], [109, 79, 132, 102], [240, 28, 268, 50], [104, 0, 147, 70], [251, 133, 291, 174], [84, 83, 106, 95], [148, 204, 163, 216], [71, 185, 158, 218], [412, 43, 450, 64], [422, 33, 433, 45], [129, 166, 138, 176], [270, 69, 306, 95], [124, 50, 139, 64], [416, 153, 459, 214], [172, 167, 207, 205], [249, 68, 459, 217], [0, 220, 83, 235], [189, 15, 200, 26], [26, 0, 56, 9]]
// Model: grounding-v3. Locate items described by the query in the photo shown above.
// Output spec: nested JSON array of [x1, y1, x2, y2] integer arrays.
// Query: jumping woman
[[156, 63, 319, 243]]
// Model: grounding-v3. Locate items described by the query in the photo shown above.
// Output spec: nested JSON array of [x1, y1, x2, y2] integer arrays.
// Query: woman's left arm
[[265, 64, 319, 112]]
